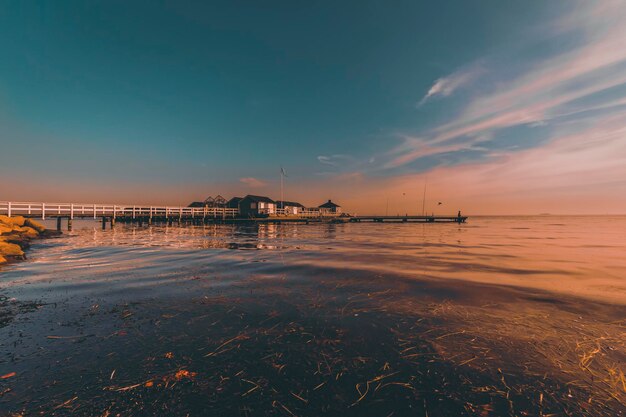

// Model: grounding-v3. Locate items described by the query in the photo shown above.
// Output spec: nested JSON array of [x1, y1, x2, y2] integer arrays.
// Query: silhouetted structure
[[239, 195, 277, 217], [226, 197, 242, 209], [213, 195, 227, 207], [189, 195, 228, 208], [318, 199, 341, 214]]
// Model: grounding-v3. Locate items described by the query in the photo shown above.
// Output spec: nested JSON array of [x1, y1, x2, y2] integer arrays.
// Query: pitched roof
[[242, 195, 275, 203], [319, 199, 340, 208], [227, 197, 242, 203], [276, 200, 305, 208]]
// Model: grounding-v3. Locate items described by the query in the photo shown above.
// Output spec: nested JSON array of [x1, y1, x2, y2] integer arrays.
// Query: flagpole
[[422, 175, 427, 216], [280, 167, 284, 210]]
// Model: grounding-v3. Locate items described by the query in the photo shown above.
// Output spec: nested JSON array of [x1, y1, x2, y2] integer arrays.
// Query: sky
[[1, 0, 625, 214]]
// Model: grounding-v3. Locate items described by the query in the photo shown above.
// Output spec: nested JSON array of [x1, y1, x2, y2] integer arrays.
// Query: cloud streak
[[388, 0, 626, 172], [418, 65, 484, 105], [316, 154, 356, 168], [239, 177, 267, 188]]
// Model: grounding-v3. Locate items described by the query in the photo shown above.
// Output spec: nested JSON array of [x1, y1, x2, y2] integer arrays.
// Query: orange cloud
[[239, 177, 267, 188]]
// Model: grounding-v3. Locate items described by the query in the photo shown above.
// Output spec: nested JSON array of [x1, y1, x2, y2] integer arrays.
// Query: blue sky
[[1, 1, 625, 213]]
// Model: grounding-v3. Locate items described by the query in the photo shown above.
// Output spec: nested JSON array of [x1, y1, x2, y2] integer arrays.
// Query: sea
[[0, 216, 624, 416]]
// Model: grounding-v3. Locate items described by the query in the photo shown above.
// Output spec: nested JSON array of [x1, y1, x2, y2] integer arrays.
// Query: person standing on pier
[[457, 210, 462, 222]]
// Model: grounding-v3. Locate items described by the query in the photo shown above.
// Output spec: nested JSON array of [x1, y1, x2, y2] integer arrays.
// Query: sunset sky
[[1, 1, 625, 214]]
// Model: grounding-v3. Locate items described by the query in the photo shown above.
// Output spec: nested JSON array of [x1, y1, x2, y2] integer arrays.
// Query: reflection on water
[[0, 217, 625, 416], [4, 216, 626, 303]]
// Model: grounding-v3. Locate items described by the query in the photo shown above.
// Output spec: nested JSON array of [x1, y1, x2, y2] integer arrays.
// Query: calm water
[[1, 216, 625, 416]]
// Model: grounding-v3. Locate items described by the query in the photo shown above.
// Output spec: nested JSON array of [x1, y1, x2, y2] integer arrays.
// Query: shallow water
[[0, 216, 625, 416]]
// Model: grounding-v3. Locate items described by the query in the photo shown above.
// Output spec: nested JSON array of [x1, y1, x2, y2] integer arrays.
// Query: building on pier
[[188, 195, 227, 208], [318, 199, 342, 215], [226, 197, 242, 209], [238, 195, 277, 217], [276, 200, 305, 215]]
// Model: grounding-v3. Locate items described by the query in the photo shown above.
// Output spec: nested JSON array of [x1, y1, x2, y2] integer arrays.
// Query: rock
[[13, 226, 39, 237], [2, 236, 30, 250], [41, 229, 62, 238], [0, 215, 26, 227], [11, 225, 24, 233], [0, 217, 53, 265], [17, 226, 39, 238], [0, 242, 25, 257], [24, 219, 45, 233]]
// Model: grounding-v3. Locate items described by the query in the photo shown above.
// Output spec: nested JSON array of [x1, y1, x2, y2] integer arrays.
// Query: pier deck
[[348, 215, 467, 223], [0, 201, 238, 220], [0, 201, 467, 229]]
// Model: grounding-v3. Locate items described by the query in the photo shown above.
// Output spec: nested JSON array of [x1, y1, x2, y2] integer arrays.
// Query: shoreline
[[1, 254, 624, 416], [0, 215, 61, 266], [0, 219, 624, 415]]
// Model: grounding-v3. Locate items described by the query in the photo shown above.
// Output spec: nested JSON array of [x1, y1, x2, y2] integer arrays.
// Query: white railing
[[272, 208, 301, 216], [0, 201, 238, 219], [270, 209, 341, 218], [297, 210, 321, 218]]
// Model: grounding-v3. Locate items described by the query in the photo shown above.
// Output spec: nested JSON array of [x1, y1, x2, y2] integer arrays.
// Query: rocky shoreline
[[0, 215, 59, 265]]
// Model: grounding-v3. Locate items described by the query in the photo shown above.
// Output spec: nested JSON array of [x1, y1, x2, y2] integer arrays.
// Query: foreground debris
[[1, 276, 624, 416]]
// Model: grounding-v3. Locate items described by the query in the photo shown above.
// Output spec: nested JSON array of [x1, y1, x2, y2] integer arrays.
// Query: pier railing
[[0, 201, 465, 223], [271, 208, 340, 218], [0, 201, 238, 219]]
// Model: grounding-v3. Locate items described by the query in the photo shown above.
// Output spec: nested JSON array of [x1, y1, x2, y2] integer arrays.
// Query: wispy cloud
[[418, 65, 484, 105], [317, 154, 353, 167], [239, 177, 267, 188], [315, 153, 379, 179], [387, 1, 626, 170], [426, 109, 626, 204]]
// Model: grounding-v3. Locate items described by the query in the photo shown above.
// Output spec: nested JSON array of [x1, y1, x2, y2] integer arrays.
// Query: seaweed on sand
[[0, 294, 44, 329], [1, 276, 624, 416]]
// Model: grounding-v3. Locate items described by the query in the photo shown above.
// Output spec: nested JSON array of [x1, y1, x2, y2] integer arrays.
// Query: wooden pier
[[0, 201, 239, 230], [0, 201, 467, 230], [347, 215, 467, 223]]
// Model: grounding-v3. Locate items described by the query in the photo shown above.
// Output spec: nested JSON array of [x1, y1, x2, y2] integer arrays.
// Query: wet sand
[[1, 218, 625, 416]]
